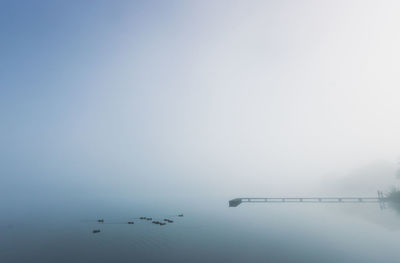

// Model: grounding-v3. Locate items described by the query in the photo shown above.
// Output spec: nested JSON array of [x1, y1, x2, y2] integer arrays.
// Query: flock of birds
[[92, 214, 184, 234]]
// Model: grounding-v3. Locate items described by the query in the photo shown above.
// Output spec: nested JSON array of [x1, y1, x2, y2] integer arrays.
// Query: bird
[[92, 229, 101, 233]]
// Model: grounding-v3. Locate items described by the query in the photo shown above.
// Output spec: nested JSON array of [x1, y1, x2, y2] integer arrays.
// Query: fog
[[1, 0, 400, 217], [3, 1, 400, 262]]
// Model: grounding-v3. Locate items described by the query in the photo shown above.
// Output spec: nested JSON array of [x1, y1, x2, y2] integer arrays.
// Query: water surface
[[1, 200, 399, 263]]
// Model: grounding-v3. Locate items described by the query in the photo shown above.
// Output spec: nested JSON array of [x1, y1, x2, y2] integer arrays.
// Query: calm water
[[1, 200, 400, 263]]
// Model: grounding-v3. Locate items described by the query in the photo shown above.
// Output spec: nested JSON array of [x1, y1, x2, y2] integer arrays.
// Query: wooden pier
[[229, 191, 387, 208]]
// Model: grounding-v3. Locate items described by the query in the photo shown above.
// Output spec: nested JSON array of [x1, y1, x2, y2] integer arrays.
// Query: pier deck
[[229, 194, 387, 208]]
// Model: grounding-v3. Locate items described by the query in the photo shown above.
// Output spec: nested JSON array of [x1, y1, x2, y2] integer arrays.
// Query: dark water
[[1, 200, 400, 263]]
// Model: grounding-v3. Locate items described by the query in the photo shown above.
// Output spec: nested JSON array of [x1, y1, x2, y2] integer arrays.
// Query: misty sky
[[1, 0, 400, 211]]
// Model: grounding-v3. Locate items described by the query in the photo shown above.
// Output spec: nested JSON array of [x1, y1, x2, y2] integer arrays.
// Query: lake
[[1, 199, 400, 263]]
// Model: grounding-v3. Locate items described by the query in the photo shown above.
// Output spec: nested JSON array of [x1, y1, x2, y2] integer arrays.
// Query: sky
[[1, 0, 400, 214]]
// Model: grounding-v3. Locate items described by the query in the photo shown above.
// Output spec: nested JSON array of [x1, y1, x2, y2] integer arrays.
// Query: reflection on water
[[1, 201, 400, 263]]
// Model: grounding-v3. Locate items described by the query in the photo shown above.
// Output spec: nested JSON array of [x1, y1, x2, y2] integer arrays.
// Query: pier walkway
[[229, 191, 387, 208]]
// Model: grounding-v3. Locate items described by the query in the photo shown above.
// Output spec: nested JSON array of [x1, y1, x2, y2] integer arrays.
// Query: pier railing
[[229, 191, 387, 208]]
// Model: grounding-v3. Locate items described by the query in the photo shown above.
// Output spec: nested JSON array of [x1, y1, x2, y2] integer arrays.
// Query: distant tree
[[397, 159, 400, 179]]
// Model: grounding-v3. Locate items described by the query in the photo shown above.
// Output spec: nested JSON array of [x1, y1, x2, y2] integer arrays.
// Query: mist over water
[[1, 0, 400, 262], [2, 200, 400, 263]]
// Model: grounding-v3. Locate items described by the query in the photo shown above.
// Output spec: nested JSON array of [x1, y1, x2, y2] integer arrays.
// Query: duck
[[146, 218, 152, 221], [92, 229, 101, 233], [140, 217, 146, 220], [97, 219, 104, 223], [178, 214, 184, 217], [160, 222, 166, 226], [128, 221, 134, 224]]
